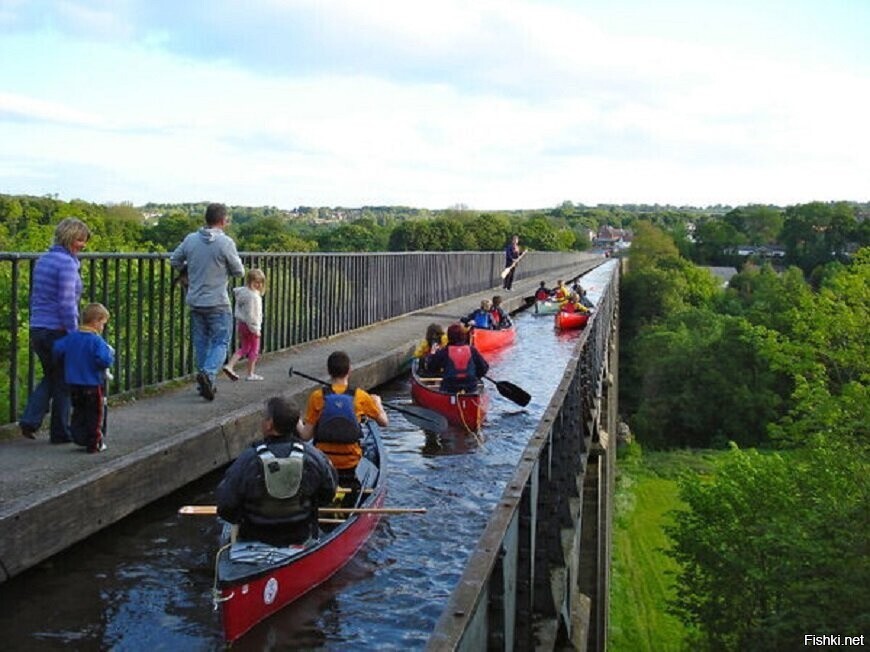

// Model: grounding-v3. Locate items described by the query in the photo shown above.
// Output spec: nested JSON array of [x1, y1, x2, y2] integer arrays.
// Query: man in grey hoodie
[[170, 203, 244, 400]]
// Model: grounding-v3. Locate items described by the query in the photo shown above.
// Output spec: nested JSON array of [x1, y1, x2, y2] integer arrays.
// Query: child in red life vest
[[428, 323, 490, 394], [534, 281, 552, 301], [490, 295, 512, 329]]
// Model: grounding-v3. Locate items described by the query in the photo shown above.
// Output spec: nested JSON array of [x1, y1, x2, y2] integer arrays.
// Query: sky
[[0, 0, 868, 211]]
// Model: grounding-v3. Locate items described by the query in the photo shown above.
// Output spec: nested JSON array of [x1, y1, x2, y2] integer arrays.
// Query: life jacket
[[534, 288, 550, 300], [245, 442, 311, 524], [315, 386, 363, 471], [562, 302, 579, 313], [554, 286, 568, 301], [315, 386, 362, 444], [471, 310, 490, 329], [445, 345, 475, 381], [489, 308, 501, 326]]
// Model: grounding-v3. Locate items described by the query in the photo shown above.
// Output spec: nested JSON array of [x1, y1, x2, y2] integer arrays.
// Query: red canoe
[[469, 326, 516, 353], [410, 360, 488, 431], [215, 423, 386, 642], [554, 311, 590, 330]]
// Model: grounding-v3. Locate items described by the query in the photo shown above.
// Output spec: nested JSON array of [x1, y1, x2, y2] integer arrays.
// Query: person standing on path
[[19, 218, 91, 443], [502, 234, 522, 291], [53, 303, 114, 453], [170, 203, 244, 401]]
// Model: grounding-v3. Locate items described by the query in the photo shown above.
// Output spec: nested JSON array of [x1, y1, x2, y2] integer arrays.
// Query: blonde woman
[[20, 218, 91, 443]]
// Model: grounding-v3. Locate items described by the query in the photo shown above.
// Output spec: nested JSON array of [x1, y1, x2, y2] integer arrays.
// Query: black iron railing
[[1, 250, 590, 425]]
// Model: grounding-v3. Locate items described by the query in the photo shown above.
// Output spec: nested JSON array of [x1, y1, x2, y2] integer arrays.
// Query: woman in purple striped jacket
[[19, 218, 90, 443]]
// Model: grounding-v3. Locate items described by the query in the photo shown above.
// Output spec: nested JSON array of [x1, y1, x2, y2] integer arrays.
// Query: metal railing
[[1, 250, 592, 425], [427, 262, 619, 651]]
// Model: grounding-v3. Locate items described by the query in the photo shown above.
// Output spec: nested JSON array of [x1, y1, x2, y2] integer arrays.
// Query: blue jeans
[[20, 328, 72, 442], [190, 307, 232, 382]]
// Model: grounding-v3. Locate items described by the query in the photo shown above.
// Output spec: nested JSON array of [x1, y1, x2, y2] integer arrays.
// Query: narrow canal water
[[0, 262, 616, 651]]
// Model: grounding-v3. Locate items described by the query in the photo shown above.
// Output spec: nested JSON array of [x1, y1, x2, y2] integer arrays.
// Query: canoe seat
[[228, 541, 305, 564]]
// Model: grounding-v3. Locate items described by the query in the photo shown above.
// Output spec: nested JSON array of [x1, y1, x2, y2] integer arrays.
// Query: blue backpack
[[315, 386, 362, 444]]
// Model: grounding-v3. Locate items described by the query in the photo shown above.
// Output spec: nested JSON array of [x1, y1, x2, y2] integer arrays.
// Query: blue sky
[[1, 0, 868, 210]]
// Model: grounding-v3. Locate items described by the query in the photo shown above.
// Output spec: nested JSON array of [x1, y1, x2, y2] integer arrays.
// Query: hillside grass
[[608, 444, 722, 651]]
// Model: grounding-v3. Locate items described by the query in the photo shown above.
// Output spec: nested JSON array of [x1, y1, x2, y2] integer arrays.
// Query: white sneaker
[[222, 365, 240, 381], [246, 374, 264, 381]]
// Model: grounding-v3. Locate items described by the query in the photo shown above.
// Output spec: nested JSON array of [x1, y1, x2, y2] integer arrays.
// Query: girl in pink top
[[223, 269, 266, 381]]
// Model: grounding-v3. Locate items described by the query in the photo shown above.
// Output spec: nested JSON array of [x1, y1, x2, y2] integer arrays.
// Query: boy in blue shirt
[[53, 303, 114, 453]]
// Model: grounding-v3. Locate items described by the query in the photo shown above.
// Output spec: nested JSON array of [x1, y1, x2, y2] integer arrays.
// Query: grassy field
[[608, 445, 722, 651]]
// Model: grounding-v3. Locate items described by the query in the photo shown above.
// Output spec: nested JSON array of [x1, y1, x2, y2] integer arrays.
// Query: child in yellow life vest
[[414, 323, 447, 374], [553, 280, 569, 303], [560, 293, 590, 314]]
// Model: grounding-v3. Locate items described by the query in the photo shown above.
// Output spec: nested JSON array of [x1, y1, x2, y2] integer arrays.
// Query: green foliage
[[142, 211, 202, 251], [517, 215, 575, 251], [780, 201, 856, 273], [629, 310, 784, 448], [723, 205, 783, 245], [235, 216, 318, 252], [626, 221, 680, 271], [666, 438, 870, 651], [693, 217, 744, 264], [317, 219, 389, 252]]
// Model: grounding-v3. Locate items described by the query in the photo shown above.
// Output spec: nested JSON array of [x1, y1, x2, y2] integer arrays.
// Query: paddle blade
[[484, 376, 531, 407], [383, 401, 449, 433]]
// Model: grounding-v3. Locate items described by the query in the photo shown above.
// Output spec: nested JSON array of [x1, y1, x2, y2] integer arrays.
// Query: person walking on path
[[224, 268, 266, 382], [216, 397, 338, 546], [170, 203, 244, 401], [53, 303, 114, 453], [502, 234, 522, 291], [19, 218, 91, 443]]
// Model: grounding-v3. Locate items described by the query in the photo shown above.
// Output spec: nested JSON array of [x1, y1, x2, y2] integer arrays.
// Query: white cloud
[[0, 1, 868, 208]]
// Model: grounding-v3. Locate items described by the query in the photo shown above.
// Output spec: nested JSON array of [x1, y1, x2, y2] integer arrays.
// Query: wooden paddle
[[289, 367, 449, 433], [500, 250, 526, 279], [483, 375, 531, 407], [179, 505, 426, 516]]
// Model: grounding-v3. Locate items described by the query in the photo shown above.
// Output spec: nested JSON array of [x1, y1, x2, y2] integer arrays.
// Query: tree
[[143, 211, 203, 251], [626, 221, 679, 272], [666, 438, 870, 651], [692, 217, 743, 264], [629, 309, 784, 448], [781, 202, 857, 273], [318, 221, 386, 251], [518, 215, 575, 251], [723, 205, 783, 245]]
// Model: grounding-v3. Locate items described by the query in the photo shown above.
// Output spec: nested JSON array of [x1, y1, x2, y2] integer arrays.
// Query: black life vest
[[445, 345, 475, 381], [315, 386, 362, 444]]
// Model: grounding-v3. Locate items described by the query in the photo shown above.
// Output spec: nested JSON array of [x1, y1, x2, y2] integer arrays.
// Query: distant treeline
[[1, 194, 867, 276]]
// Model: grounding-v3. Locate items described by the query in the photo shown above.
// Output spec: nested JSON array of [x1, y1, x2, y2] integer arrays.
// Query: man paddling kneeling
[[216, 397, 338, 547]]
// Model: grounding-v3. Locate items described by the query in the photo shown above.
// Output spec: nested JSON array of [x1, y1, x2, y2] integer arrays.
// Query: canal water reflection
[[0, 262, 615, 651]]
